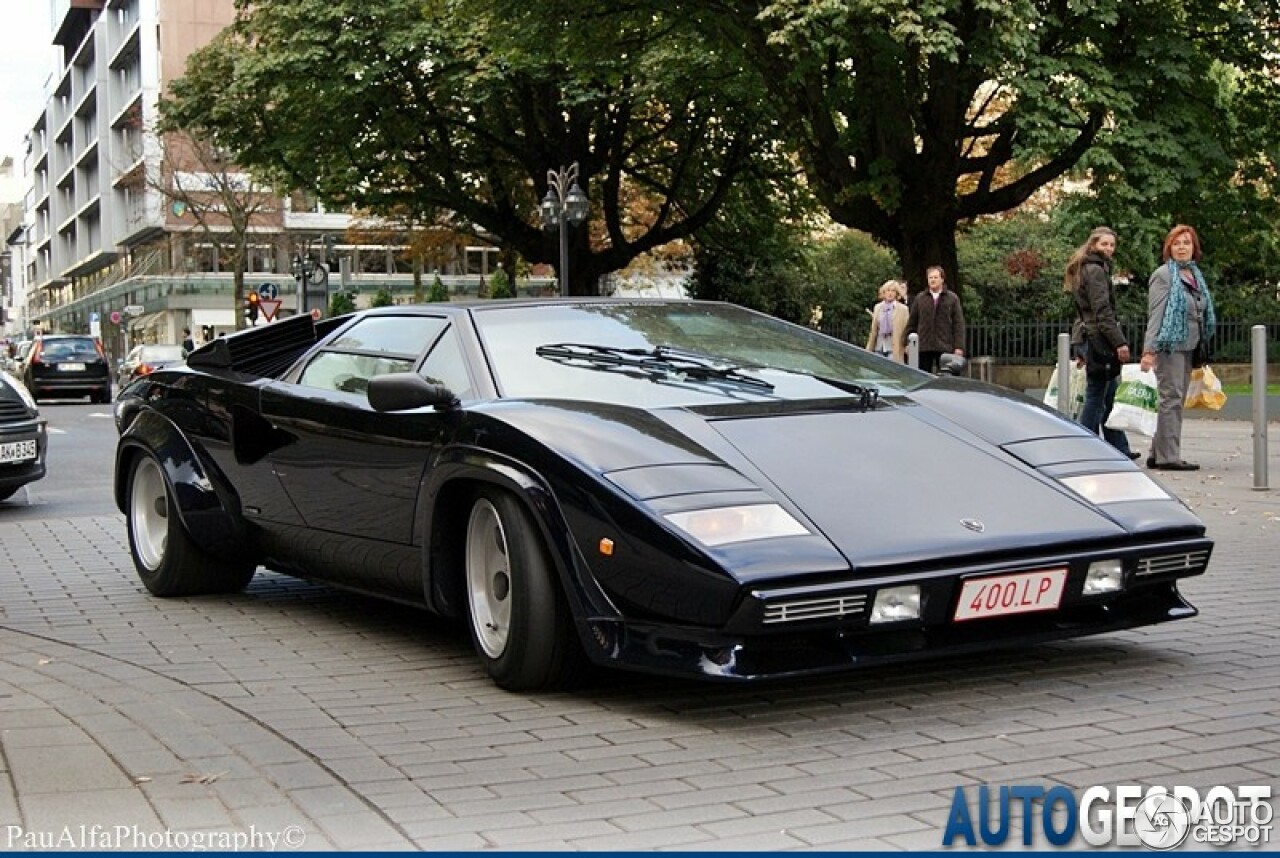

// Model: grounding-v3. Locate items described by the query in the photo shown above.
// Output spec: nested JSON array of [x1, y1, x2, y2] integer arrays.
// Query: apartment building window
[[248, 244, 277, 273]]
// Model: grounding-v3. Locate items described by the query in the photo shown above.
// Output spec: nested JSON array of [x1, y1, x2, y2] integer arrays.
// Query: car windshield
[[141, 344, 186, 362], [41, 338, 100, 360], [473, 302, 928, 407]]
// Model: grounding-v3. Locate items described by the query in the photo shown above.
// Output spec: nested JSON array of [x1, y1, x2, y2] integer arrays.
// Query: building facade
[[21, 0, 529, 360]]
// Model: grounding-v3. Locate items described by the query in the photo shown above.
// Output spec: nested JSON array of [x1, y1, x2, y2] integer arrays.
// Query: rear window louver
[[187, 314, 318, 379]]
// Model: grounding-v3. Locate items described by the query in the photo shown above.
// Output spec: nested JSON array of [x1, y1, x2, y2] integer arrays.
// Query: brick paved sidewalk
[[0, 417, 1275, 851]]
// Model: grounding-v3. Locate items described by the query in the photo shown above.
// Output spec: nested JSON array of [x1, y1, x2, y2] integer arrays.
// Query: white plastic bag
[[1105, 364, 1159, 437], [1043, 362, 1086, 419]]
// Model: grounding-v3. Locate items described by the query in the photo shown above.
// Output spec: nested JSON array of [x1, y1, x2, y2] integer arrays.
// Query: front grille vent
[[1136, 550, 1211, 578], [762, 592, 868, 624]]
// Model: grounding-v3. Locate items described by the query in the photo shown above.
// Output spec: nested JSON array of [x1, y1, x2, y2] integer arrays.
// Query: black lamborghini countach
[[112, 300, 1211, 690]]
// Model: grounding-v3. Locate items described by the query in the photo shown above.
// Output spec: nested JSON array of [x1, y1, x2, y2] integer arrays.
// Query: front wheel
[[464, 488, 583, 691], [126, 452, 255, 596]]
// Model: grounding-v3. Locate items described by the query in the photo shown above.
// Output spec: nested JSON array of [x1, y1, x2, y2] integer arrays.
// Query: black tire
[[125, 452, 255, 596], [464, 487, 583, 691]]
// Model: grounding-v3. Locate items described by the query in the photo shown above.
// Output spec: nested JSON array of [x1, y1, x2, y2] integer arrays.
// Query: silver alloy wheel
[[130, 457, 169, 571], [466, 498, 512, 659]]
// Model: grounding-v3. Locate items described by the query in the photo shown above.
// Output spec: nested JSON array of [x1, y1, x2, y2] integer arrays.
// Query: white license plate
[[58, 362, 86, 371], [0, 439, 37, 464], [953, 568, 1067, 622]]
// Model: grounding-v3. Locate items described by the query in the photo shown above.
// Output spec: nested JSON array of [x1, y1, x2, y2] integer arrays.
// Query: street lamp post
[[539, 163, 590, 296], [290, 252, 316, 318]]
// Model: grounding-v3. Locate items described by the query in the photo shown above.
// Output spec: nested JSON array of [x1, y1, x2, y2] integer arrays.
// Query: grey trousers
[[1151, 349, 1193, 464]]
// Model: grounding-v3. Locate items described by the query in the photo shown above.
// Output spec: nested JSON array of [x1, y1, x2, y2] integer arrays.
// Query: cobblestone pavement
[[0, 419, 1276, 851]]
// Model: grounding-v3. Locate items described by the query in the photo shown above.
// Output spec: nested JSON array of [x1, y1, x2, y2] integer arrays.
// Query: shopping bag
[[1105, 364, 1159, 436], [1185, 365, 1227, 410], [1043, 362, 1086, 418]]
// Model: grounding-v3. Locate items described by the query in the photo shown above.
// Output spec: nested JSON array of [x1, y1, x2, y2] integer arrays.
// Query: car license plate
[[58, 362, 86, 371], [0, 439, 37, 464], [953, 568, 1067, 622]]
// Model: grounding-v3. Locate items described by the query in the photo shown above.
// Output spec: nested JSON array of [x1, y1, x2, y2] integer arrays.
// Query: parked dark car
[[117, 343, 187, 389], [0, 369, 48, 502], [23, 334, 112, 403], [112, 301, 1212, 690]]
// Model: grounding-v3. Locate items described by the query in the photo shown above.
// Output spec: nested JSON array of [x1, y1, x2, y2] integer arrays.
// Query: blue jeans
[[1079, 371, 1132, 454]]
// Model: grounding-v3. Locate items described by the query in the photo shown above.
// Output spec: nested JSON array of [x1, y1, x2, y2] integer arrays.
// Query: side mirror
[[367, 372, 459, 412], [938, 354, 968, 376]]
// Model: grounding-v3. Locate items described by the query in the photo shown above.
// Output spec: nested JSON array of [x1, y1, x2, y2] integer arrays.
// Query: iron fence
[[821, 318, 1280, 365]]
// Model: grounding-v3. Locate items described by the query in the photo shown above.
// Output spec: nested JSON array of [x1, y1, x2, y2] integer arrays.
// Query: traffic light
[[245, 292, 260, 324]]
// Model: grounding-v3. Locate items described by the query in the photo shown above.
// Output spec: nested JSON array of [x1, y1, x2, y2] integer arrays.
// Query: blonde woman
[[865, 280, 910, 362]]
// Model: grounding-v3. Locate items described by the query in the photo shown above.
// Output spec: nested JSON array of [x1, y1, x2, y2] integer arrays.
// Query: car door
[[260, 315, 470, 593]]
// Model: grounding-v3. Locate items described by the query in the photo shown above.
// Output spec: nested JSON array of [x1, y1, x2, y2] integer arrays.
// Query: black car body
[[117, 343, 187, 389], [112, 300, 1211, 690], [0, 370, 48, 502], [24, 334, 112, 402]]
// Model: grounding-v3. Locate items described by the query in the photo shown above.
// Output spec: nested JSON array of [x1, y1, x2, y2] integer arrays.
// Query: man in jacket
[[905, 266, 966, 373]]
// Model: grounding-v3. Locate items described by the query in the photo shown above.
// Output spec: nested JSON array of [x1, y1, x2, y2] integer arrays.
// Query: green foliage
[[488, 267, 513, 299], [427, 274, 449, 303], [329, 290, 357, 317], [801, 231, 900, 331], [956, 214, 1078, 324], [371, 287, 396, 308], [163, 0, 775, 295]]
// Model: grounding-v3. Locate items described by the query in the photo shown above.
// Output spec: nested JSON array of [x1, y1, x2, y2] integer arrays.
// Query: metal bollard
[[1253, 324, 1269, 491], [908, 333, 919, 370], [1057, 332, 1072, 416]]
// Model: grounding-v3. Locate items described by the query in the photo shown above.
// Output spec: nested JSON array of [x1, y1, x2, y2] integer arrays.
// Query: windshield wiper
[[796, 372, 880, 411], [535, 343, 775, 392]]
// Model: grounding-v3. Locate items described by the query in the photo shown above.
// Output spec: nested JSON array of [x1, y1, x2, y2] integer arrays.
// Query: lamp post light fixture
[[539, 163, 589, 296], [290, 251, 317, 317]]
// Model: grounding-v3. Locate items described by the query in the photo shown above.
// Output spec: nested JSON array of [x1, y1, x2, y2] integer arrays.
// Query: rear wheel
[[126, 453, 255, 596], [464, 488, 582, 691]]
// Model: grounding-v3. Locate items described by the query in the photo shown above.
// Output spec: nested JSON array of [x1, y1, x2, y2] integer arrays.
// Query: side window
[[295, 315, 448, 396], [420, 327, 474, 400], [299, 352, 414, 395]]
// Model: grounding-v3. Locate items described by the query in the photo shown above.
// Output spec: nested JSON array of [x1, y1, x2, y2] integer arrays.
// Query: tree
[[371, 287, 396, 308], [162, 0, 773, 295], [142, 129, 278, 331], [488, 266, 513, 299], [427, 273, 450, 303], [329, 290, 357, 317], [669, 0, 1280, 298]]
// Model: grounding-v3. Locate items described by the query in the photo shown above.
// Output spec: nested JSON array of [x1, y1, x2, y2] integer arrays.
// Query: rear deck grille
[[1136, 550, 1211, 578], [762, 592, 868, 624]]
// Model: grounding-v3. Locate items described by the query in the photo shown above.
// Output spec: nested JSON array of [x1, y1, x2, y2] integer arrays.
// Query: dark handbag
[[1085, 334, 1120, 379], [1191, 339, 1210, 369]]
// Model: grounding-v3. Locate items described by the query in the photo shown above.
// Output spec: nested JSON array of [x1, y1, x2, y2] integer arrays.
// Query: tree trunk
[[896, 226, 961, 303]]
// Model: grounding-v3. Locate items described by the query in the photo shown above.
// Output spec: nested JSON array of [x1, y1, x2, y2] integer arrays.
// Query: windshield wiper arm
[[535, 343, 775, 392]]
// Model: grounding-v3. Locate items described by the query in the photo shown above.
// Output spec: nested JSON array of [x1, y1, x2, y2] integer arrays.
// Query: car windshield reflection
[[474, 302, 926, 405]]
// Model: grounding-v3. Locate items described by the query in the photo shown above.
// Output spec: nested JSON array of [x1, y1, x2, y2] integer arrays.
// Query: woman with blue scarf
[[1140, 224, 1217, 471]]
